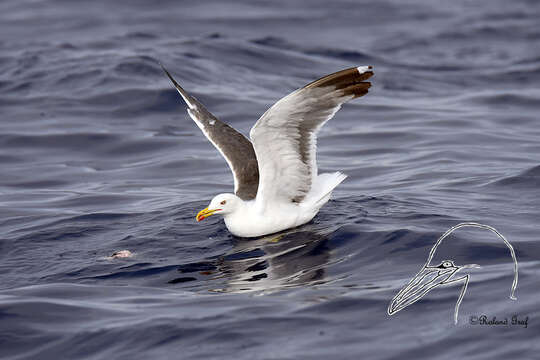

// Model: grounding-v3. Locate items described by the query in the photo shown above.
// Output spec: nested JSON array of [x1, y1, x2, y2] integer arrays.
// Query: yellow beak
[[196, 207, 220, 222]]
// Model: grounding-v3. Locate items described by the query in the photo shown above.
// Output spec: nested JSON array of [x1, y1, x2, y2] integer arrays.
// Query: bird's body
[[221, 172, 346, 237], [224, 200, 309, 238], [162, 65, 373, 237]]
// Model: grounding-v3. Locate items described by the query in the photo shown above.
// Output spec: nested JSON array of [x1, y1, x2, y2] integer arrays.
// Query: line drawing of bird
[[162, 65, 373, 237], [388, 222, 518, 324]]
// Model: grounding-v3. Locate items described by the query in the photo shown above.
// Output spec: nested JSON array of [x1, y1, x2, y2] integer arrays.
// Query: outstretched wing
[[162, 66, 259, 200], [250, 66, 373, 204]]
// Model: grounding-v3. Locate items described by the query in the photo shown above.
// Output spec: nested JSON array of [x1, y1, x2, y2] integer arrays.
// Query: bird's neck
[[223, 200, 258, 237]]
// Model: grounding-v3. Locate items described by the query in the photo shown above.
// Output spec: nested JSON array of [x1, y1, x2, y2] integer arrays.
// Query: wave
[[490, 165, 540, 189]]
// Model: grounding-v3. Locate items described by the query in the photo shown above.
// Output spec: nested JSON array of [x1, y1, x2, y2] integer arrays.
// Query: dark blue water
[[1, 0, 539, 358]]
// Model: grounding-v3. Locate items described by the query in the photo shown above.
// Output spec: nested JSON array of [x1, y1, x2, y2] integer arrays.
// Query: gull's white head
[[196, 193, 241, 222]]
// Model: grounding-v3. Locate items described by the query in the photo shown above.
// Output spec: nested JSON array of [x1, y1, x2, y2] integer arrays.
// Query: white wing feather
[[250, 66, 373, 205]]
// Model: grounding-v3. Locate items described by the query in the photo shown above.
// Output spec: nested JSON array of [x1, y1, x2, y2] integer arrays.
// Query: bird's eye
[[220, 200, 226, 205], [442, 261, 452, 268]]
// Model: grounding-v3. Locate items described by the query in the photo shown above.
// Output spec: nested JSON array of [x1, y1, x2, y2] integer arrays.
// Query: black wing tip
[[159, 63, 199, 109], [342, 81, 371, 99], [160, 63, 181, 88], [356, 65, 374, 81], [304, 66, 374, 90]]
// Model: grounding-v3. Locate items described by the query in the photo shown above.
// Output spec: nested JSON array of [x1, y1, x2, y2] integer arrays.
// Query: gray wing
[[250, 66, 373, 204], [162, 66, 259, 200]]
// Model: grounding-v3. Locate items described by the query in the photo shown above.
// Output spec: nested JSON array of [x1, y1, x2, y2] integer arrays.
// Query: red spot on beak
[[196, 207, 221, 222]]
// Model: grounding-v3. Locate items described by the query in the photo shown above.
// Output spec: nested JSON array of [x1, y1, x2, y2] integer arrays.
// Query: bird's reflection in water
[[171, 225, 334, 293], [215, 226, 333, 293]]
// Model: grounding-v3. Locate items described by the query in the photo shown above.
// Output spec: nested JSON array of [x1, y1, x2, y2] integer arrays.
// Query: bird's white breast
[[223, 201, 316, 238]]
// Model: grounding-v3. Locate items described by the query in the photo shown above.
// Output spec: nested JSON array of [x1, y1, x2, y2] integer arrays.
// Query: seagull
[[162, 65, 373, 237]]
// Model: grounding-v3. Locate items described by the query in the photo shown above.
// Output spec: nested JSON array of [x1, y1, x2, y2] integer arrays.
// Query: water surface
[[1, 0, 539, 359]]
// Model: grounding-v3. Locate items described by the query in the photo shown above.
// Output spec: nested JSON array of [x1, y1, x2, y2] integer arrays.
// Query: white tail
[[309, 172, 347, 207]]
